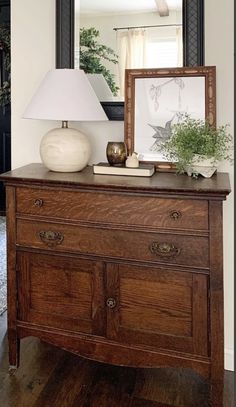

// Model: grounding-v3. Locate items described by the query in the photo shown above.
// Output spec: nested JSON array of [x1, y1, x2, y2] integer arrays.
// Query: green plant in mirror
[[161, 114, 233, 173], [79, 27, 119, 96]]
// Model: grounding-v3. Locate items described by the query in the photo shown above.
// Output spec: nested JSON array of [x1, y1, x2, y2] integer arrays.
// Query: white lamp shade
[[23, 69, 108, 121]]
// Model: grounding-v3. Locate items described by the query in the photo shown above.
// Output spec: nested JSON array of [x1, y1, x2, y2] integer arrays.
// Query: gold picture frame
[[124, 66, 216, 171]]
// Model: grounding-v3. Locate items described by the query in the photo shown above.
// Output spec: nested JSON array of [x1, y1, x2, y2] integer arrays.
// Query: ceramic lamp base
[[40, 127, 91, 172]]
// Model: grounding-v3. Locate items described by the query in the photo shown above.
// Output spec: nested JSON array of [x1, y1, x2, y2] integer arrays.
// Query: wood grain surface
[[16, 219, 209, 269], [16, 187, 209, 231], [1, 163, 231, 407], [0, 163, 231, 197], [0, 312, 233, 407]]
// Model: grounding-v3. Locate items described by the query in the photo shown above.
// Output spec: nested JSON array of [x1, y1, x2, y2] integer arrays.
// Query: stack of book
[[93, 163, 155, 177]]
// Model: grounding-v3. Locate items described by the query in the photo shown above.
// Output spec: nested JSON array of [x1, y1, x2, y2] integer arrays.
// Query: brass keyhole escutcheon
[[106, 298, 117, 309], [149, 242, 180, 258], [158, 242, 172, 253], [38, 230, 64, 247]]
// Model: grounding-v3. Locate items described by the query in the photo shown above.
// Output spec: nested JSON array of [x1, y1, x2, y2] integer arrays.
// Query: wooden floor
[[0, 313, 234, 407]]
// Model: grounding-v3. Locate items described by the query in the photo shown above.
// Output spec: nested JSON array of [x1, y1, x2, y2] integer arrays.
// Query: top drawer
[[16, 187, 208, 231]]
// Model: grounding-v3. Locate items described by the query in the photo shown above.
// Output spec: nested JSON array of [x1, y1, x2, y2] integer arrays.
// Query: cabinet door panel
[[106, 264, 209, 356], [17, 252, 105, 336]]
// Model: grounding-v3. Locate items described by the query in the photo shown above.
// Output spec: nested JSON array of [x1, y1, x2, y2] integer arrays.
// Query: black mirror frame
[[56, 0, 204, 121]]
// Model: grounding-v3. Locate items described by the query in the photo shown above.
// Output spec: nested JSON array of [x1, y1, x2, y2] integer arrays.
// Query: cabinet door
[[17, 252, 105, 336], [106, 264, 209, 356]]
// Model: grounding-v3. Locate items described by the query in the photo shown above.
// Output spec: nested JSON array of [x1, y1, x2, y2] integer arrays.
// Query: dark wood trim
[[17, 324, 211, 378], [208, 200, 224, 406], [6, 186, 19, 369], [183, 0, 205, 66], [55, 0, 205, 121], [0, 164, 231, 198], [56, 0, 74, 69], [100, 102, 124, 121], [0, 0, 10, 6]]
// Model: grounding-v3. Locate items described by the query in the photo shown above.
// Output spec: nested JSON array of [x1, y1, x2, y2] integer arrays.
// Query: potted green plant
[[161, 115, 233, 177], [79, 27, 119, 96]]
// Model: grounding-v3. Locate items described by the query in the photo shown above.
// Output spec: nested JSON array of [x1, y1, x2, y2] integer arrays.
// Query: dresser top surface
[[0, 163, 231, 198]]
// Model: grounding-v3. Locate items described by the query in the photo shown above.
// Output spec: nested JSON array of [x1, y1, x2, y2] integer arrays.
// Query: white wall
[[11, 0, 234, 370], [11, 0, 56, 168], [205, 0, 234, 371], [11, 0, 123, 168]]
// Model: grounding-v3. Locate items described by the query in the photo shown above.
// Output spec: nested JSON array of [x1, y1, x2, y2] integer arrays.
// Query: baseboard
[[225, 348, 234, 371]]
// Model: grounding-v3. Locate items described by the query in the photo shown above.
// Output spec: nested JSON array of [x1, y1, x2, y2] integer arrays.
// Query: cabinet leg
[[8, 331, 20, 371], [210, 379, 224, 407]]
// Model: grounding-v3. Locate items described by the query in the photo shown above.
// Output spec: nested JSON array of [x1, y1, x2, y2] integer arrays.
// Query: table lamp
[[23, 69, 108, 172]]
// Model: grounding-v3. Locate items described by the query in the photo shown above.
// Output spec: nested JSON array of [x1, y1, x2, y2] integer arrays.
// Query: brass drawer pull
[[149, 242, 180, 258], [106, 298, 117, 309], [38, 230, 64, 247], [34, 199, 44, 208], [170, 210, 182, 220]]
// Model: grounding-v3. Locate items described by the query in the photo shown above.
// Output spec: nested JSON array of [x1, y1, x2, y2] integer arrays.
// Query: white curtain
[[116, 29, 148, 97], [116, 27, 183, 97], [176, 26, 183, 66]]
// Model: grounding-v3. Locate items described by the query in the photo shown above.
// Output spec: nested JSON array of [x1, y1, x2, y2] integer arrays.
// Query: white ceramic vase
[[186, 155, 217, 178]]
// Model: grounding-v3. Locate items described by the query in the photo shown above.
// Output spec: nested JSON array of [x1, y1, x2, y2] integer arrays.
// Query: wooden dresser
[[1, 164, 231, 406]]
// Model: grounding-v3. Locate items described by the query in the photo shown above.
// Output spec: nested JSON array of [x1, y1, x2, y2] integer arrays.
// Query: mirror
[[76, 0, 183, 102], [56, 0, 204, 120]]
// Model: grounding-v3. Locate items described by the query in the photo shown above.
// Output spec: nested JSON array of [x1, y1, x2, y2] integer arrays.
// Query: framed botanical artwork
[[124, 66, 216, 170]]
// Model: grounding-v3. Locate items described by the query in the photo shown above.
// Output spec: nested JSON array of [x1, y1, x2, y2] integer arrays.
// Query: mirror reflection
[[75, 0, 182, 101]]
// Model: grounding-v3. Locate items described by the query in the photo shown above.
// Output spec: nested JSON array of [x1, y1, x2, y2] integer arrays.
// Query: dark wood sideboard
[[0, 164, 231, 406]]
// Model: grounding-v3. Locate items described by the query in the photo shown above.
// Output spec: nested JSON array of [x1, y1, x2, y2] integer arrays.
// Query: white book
[[93, 163, 155, 177]]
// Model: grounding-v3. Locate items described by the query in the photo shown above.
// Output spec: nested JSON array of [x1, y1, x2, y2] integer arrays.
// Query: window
[[146, 38, 179, 68]]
